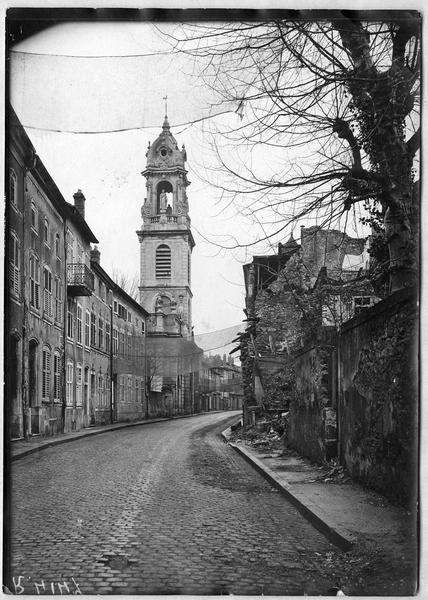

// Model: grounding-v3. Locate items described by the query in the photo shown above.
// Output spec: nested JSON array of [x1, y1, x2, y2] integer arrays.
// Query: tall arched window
[[155, 244, 171, 278], [43, 266, 53, 317], [44, 219, 50, 247], [156, 180, 173, 213]]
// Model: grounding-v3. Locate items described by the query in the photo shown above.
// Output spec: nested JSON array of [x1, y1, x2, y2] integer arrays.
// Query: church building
[[138, 114, 193, 336], [136, 113, 202, 415]]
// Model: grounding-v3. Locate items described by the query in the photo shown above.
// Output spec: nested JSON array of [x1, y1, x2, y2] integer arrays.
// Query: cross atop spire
[[162, 95, 170, 130]]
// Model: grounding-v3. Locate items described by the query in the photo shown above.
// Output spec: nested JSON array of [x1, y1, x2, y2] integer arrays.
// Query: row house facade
[[5, 108, 148, 440], [111, 267, 148, 423], [64, 191, 99, 432], [198, 355, 243, 413]]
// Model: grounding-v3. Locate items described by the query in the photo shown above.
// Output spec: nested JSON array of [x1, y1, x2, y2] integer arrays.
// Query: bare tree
[[162, 11, 420, 292], [111, 268, 140, 301]]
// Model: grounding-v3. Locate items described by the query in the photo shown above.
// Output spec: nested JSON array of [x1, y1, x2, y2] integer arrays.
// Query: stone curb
[[10, 412, 224, 462], [221, 427, 353, 552]]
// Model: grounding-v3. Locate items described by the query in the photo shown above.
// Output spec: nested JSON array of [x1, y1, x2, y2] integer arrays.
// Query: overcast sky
[[9, 18, 379, 338], [10, 22, 259, 336]]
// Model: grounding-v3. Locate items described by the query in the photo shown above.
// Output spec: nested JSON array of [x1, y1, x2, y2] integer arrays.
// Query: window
[[67, 299, 74, 339], [31, 202, 38, 232], [77, 243, 83, 264], [98, 317, 104, 349], [43, 267, 53, 317], [55, 233, 61, 258], [118, 331, 124, 357], [9, 169, 17, 207], [105, 322, 111, 353], [119, 375, 124, 402], [44, 219, 50, 246], [127, 311, 132, 322], [66, 228, 74, 262], [127, 334, 132, 359], [66, 361, 74, 406], [42, 347, 51, 400], [54, 352, 61, 401], [54, 277, 62, 322], [113, 328, 118, 356], [354, 296, 372, 315], [29, 254, 40, 309], [155, 244, 171, 278], [85, 310, 90, 347], [90, 311, 96, 346], [98, 374, 103, 406], [141, 320, 145, 335], [10, 233, 20, 297], [113, 300, 118, 314], [76, 304, 83, 344], [76, 364, 82, 406], [128, 376, 132, 403]]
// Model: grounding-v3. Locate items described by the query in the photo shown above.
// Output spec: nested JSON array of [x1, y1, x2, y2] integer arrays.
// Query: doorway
[[28, 340, 39, 434], [84, 366, 89, 426]]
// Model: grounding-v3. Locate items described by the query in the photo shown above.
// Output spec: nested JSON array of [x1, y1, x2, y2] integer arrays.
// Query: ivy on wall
[[350, 301, 417, 504]]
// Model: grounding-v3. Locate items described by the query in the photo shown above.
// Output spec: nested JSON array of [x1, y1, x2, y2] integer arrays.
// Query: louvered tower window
[[156, 244, 171, 278]]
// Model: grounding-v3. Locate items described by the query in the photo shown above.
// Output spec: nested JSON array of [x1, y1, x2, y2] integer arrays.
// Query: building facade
[[5, 109, 149, 439], [112, 281, 148, 423], [64, 191, 99, 432], [198, 355, 243, 412]]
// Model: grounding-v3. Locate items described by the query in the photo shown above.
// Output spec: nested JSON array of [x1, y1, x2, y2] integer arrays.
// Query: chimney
[[90, 245, 100, 264], [73, 189, 85, 219]]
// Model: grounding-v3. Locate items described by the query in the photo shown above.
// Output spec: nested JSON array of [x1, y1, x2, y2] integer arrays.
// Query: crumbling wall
[[338, 288, 418, 506], [255, 290, 303, 356], [288, 342, 337, 463], [301, 226, 365, 283]]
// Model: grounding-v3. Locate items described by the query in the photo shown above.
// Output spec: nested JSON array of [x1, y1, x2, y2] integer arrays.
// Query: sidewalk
[[9, 412, 222, 461], [221, 425, 416, 558]]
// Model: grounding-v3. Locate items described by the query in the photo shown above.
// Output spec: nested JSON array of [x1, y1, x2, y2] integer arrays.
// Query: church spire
[[162, 95, 170, 130]]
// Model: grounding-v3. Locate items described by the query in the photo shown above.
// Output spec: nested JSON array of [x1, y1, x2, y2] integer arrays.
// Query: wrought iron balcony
[[67, 263, 94, 296]]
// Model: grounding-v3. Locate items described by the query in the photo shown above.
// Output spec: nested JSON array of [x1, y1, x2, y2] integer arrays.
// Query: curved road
[[7, 412, 337, 595]]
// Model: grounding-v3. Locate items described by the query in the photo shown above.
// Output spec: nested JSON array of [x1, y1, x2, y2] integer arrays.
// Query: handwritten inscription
[[11, 576, 81, 595]]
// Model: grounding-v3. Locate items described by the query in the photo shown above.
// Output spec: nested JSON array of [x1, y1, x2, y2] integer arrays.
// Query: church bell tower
[[137, 113, 194, 336]]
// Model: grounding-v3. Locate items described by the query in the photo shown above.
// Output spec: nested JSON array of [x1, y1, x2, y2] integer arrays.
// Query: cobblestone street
[[6, 412, 339, 595]]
